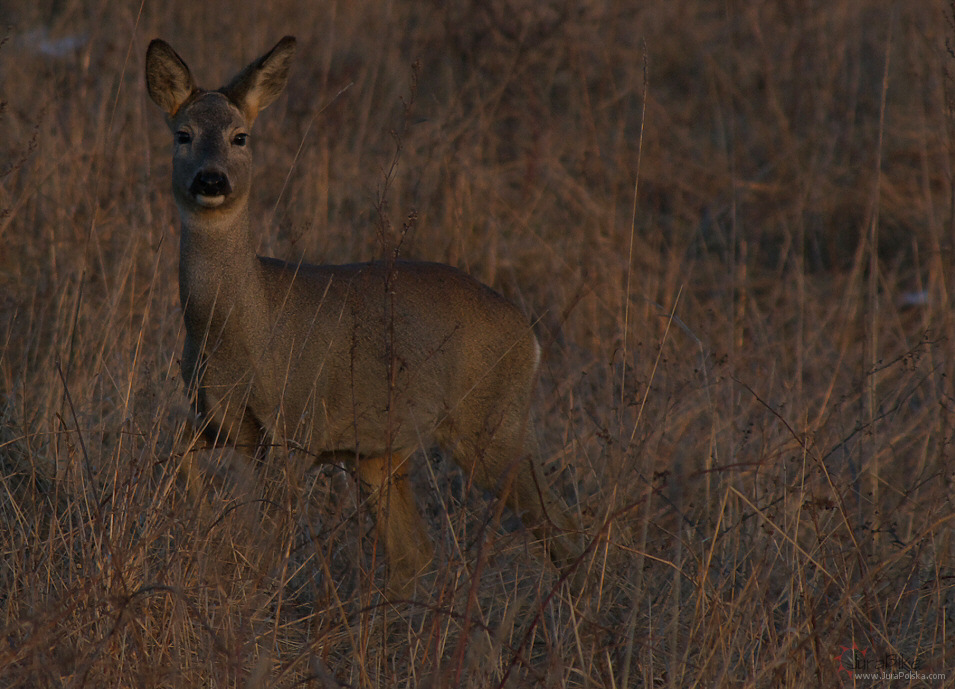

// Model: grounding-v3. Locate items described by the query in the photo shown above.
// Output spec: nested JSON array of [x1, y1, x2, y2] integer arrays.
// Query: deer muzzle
[[189, 170, 232, 207]]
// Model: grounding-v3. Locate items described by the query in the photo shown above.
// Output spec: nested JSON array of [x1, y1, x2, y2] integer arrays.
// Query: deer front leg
[[356, 453, 434, 595]]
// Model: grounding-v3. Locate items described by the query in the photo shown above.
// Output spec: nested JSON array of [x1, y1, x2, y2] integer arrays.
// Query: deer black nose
[[190, 170, 232, 198]]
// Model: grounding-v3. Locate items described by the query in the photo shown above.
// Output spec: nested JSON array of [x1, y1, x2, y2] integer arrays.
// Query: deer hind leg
[[451, 411, 583, 572], [506, 444, 583, 570], [356, 452, 434, 594]]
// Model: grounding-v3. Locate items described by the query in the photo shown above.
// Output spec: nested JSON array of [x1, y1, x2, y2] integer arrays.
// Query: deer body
[[146, 36, 579, 589]]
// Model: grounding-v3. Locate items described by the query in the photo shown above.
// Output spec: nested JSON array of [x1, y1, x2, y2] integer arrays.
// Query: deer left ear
[[146, 39, 198, 119], [221, 36, 297, 125]]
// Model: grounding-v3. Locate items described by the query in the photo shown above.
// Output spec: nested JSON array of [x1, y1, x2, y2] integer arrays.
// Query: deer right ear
[[145, 39, 197, 118]]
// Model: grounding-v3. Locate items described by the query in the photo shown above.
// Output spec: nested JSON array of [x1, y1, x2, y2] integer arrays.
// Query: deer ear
[[145, 39, 197, 118], [222, 36, 296, 124]]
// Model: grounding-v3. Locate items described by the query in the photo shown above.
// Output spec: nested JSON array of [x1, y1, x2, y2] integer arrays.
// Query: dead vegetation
[[1, 0, 953, 686]]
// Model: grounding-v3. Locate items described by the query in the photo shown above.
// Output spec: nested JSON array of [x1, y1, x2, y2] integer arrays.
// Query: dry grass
[[2, 0, 954, 687]]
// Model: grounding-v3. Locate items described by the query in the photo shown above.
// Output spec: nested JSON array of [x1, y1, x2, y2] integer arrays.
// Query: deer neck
[[178, 205, 265, 339]]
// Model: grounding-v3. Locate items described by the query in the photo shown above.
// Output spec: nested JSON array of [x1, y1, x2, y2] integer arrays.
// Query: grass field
[[1, 1, 953, 686]]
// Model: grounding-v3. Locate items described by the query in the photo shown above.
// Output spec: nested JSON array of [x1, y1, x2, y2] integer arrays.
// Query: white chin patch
[[195, 194, 226, 208]]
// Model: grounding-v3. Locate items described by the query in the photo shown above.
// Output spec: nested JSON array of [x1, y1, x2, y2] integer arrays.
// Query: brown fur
[[145, 36, 581, 592]]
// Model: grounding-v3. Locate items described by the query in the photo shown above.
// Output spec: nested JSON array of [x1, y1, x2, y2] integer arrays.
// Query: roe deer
[[145, 35, 581, 592]]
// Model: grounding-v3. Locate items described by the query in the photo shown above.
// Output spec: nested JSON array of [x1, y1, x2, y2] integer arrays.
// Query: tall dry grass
[[1, 0, 953, 686]]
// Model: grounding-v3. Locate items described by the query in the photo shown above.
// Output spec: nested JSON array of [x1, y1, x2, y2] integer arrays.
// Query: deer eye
[[232, 133, 248, 146], [174, 131, 192, 145]]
